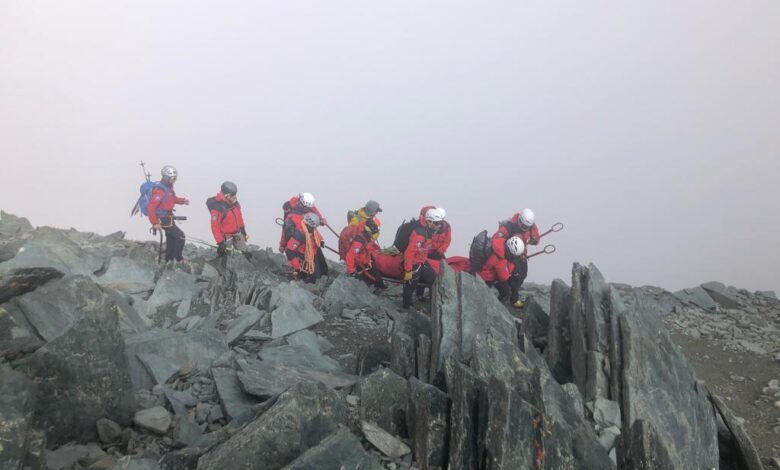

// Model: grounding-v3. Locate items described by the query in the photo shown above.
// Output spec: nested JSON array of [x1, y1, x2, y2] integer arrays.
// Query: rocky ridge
[[0, 211, 770, 469]]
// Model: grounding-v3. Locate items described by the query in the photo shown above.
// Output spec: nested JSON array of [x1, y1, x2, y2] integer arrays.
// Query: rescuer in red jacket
[[284, 212, 327, 283], [491, 208, 539, 307], [478, 236, 525, 304], [402, 208, 439, 309], [207, 181, 248, 267], [345, 217, 386, 289], [279, 192, 327, 252], [148, 165, 190, 262]]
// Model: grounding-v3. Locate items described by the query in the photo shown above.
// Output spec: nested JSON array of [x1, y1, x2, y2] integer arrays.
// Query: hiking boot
[[512, 299, 525, 309]]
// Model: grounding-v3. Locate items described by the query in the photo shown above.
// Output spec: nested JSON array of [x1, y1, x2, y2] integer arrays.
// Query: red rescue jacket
[[345, 232, 380, 274], [285, 216, 322, 271], [207, 193, 245, 244], [279, 196, 325, 249], [491, 213, 540, 259], [403, 222, 434, 272], [431, 222, 451, 257], [478, 252, 515, 283], [147, 183, 187, 225]]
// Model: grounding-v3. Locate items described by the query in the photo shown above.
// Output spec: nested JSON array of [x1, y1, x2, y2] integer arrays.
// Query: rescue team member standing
[[402, 208, 439, 309], [345, 217, 386, 289], [207, 181, 248, 267], [491, 208, 539, 307], [148, 165, 190, 262], [478, 236, 526, 304], [348, 200, 382, 225]]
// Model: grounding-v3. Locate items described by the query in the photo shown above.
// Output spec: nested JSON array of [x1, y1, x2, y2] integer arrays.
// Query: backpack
[[392, 219, 418, 253], [468, 230, 492, 273], [206, 196, 229, 223], [136, 181, 170, 217], [338, 224, 362, 260]]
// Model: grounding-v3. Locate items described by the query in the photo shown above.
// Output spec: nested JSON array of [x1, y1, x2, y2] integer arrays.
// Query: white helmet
[[303, 212, 320, 228], [425, 207, 445, 223], [161, 165, 178, 179], [518, 208, 535, 228], [506, 236, 525, 256], [299, 192, 315, 208], [436, 207, 446, 219]]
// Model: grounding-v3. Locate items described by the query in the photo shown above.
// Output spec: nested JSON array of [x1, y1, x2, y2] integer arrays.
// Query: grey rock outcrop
[[268, 283, 323, 338], [0, 364, 37, 470]]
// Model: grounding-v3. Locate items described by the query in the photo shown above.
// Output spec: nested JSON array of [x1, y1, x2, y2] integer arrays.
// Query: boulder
[[390, 330, 416, 379], [281, 428, 383, 470], [0, 211, 34, 236], [237, 346, 357, 398], [361, 421, 411, 459], [0, 364, 37, 470], [286, 329, 324, 354], [484, 376, 543, 469], [45, 443, 106, 470], [143, 270, 203, 316], [268, 283, 323, 338], [444, 357, 488, 470], [197, 382, 348, 470], [589, 398, 622, 429], [225, 306, 264, 345], [322, 274, 392, 314], [137, 353, 182, 386], [133, 406, 172, 435], [616, 420, 675, 470], [211, 367, 257, 423], [545, 278, 572, 384], [96, 418, 123, 444], [0, 228, 104, 277], [673, 286, 717, 311], [109, 457, 161, 470], [0, 267, 63, 304], [701, 281, 742, 309], [359, 367, 409, 437], [96, 257, 155, 294], [13, 278, 136, 446], [124, 328, 228, 390], [173, 415, 203, 448]]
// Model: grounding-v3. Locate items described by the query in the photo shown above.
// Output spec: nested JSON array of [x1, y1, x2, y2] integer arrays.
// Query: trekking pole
[[539, 222, 564, 239], [525, 244, 556, 260], [139, 161, 151, 182], [381, 277, 433, 288], [155, 229, 163, 264], [322, 244, 340, 256]]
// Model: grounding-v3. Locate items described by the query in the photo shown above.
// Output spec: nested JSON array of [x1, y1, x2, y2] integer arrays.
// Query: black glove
[[320, 240, 326, 247], [428, 252, 443, 260], [217, 242, 227, 256]]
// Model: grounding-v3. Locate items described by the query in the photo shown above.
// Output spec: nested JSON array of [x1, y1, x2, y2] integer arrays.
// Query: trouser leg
[[509, 258, 528, 304], [164, 224, 185, 261]]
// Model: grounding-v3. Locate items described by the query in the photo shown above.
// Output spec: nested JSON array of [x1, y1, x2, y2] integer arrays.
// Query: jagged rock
[[45, 443, 106, 470], [588, 398, 622, 430], [237, 346, 356, 398], [390, 330, 416, 379], [0, 305, 42, 359], [560, 383, 584, 418], [163, 386, 197, 416], [355, 343, 391, 376], [0, 267, 63, 304], [280, 428, 383, 470], [617, 279, 719, 469], [523, 296, 550, 347], [96, 418, 123, 444], [484, 375, 543, 469], [23, 429, 46, 470], [598, 426, 621, 450], [286, 329, 323, 354], [0, 228, 104, 277], [416, 333, 431, 383], [407, 378, 448, 470], [137, 353, 182, 385], [359, 367, 409, 437], [0, 364, 37, 470], [211, 367, 256, 423], [756, 290, 777, 300], [96, 257, 155, 294], [546, 278, 572, 383], [322, 274, 393, 314], [13, 277, 135, 446], [673, 286, 717, 311], [268, 283, 323, 338], [124, 328, 228, 390], [701, 281, 742, 309], [585, 351, 609, 401], [134, 406, 172, 434], [708, 392, 764, 470], [110, 457, 161, 470], [159, 447, 202, 470], [616, 419, 675, 470], [143, 270, 202, 315], [429, 264, 517, 380], [361, 421, 411, 459], [225, 307, 264, 345], [173, 416, 204, 448], [0, 211, 34, 236], [444, 357, 488, 470], [197, 382, 348, 470]]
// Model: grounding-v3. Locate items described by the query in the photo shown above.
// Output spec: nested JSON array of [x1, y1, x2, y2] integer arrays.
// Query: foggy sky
[[1, 1, 778, 292]]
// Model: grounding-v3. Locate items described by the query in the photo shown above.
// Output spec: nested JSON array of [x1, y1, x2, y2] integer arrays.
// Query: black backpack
[[393, 219, 418, 252], [468, 230, 492, 272]]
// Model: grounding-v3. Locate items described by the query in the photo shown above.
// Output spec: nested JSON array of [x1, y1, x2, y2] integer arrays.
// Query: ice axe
[[324, 223, 341, 239], [538, 222, 564, 239], [524, 244, 556, 260]]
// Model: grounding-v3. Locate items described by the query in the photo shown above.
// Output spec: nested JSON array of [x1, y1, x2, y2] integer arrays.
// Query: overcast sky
[[1, 1, 778, 292]]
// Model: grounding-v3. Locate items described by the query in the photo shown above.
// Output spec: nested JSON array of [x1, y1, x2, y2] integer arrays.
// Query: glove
[[320, 240, 325, 247], [403, 271, 413, 282], [528, 237, 539, 246], [428, 252, 443, 260], [320, 217, 328, 226], [217, 242, 227, 256]]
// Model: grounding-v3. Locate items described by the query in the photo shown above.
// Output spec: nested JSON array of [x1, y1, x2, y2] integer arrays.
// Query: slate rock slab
[[212, 367, 257, 423], [322, 274, 391, 314], [359, 367, 409, 437], [0, 211, 34, 236], [268, 283, 323, 338], [361, 421, 411, 459], [0, 267, 63, 304], [96, 257, 155, 294], [197, 382, 348, 470], [673, 286, 717, 310], [137, 353, 181, 386], [407, 378, 448, 469], [45, 443, 106, 470], [124, 328, 228, 390], [13, 277, 136, 446], [0, 228, 104, 277], [0, 364, 37, 470], [701, 281, 742, 309], [134, 406, 173, 435], [281, 428, 383, 470], [226, 307, 264, 345]]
